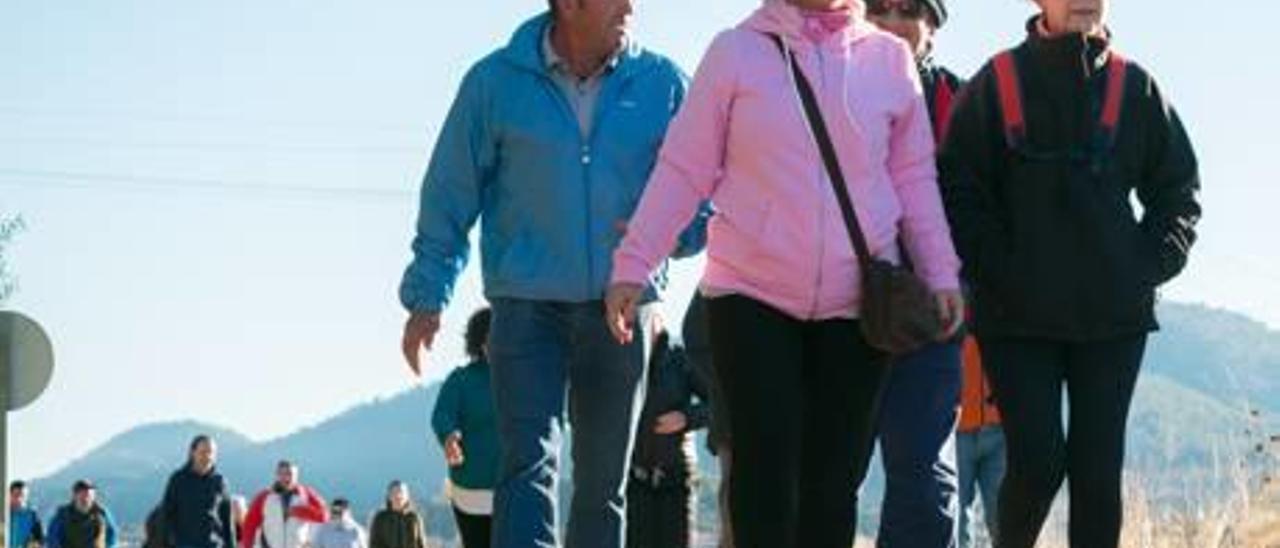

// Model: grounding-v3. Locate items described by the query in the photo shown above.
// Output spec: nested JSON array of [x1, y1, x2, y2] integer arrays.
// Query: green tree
[[0, 214, 24, 304]]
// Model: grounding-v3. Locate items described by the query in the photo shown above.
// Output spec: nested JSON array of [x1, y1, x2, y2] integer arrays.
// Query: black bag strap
[[767, 34, 875, 269]]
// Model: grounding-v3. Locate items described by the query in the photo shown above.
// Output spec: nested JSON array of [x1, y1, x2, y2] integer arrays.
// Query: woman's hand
[[935, 289, 966, 340], [605, 282, 646, 344]]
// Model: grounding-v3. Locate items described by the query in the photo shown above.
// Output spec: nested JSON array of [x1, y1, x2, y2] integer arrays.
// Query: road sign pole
[[2, 352, 9, 548]]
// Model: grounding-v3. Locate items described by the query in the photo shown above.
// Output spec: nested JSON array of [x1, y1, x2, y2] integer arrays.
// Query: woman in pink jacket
[[604, 0, 964, 545]]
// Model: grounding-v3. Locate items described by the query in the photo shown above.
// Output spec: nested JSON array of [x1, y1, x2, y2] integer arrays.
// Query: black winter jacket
[[939, 20, 1201, 340]]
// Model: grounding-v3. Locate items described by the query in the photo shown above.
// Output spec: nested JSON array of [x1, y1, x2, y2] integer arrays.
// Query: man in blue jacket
[[398, 1, 703, 547]]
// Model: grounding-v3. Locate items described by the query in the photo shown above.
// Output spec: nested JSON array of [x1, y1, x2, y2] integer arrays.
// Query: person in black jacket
[[938, 0, 1201, 546], [625, 313, 711, 548], [161, 435, 234, 548]]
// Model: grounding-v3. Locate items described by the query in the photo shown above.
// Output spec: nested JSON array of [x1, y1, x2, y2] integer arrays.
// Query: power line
[[0, 105, 433, 135], [0, 168, 417, 202], [0, 137, 424, 155]]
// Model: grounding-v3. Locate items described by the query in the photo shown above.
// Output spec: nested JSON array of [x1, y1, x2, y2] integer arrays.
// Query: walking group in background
[[399, 0, 1200, 547], [8, 438, 445, 548]]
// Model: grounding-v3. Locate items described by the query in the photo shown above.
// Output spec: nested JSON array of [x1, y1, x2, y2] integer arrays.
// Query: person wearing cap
[[863, 1, 965, 545], [160, 435, 235, 548], [939, 0, 1201, 545], [45, 481, 118, 548], [309, 499, 366, 548], [9, 481, 45, 548]]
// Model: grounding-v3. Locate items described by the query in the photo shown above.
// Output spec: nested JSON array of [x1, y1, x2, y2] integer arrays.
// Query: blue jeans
[[876, 341, 962, 548], [956, 426, 1005, 548], [488, 298, 651, 548]]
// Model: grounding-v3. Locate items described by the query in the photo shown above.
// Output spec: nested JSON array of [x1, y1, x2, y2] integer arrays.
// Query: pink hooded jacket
[[612, 0, 961, 321]]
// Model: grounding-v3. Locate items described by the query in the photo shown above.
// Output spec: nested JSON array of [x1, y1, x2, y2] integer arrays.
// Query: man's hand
[[605, 282, 645, 344], [935, 289, 966, 340], [402, 312, 442, 376], [653, 411, 688, 435], [444, 432, 465, 468]]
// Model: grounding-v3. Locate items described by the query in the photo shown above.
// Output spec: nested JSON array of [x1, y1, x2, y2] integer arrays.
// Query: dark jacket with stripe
[[939, 20, 1201, 341]]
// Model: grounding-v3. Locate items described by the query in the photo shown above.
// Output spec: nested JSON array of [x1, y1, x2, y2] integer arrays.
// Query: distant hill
[[29, 387, 448, 535], [1144, 303, 1280, 415], [32, 422, 253, 524], [29, 302, 1280, 538]]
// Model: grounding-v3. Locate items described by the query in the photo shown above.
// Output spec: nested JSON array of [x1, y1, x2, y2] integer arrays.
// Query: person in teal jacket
[[400, 4, 707, 547], [431, 307, 498, 548], [9, 481, 44, 548]]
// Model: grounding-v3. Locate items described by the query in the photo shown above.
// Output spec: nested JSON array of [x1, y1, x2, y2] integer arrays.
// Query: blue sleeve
[[102, 508, 118, 548], [399, 62, 498, 313], [46, 511, 64, 548], [430, 370, 464, 445]]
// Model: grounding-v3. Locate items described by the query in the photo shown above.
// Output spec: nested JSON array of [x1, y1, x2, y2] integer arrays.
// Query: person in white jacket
[[310, 499, 366, 548], [240, 461, 327, 548]]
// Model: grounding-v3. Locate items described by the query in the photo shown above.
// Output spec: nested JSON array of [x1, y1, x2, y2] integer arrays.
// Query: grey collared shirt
[[542, 25, 621, 139]]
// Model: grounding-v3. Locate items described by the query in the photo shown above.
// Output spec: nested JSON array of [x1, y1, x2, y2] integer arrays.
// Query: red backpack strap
[[1097, 50, 1130, 149], [991, 50, 1026, 149], [933, 74, 955, 144]]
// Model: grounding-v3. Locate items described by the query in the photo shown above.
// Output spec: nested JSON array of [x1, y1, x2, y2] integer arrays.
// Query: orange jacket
[[959, 335, 1001, 432]]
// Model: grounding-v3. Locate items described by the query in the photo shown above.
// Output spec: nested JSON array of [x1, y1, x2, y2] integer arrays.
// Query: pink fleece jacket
[[611, 0, 962, 321]]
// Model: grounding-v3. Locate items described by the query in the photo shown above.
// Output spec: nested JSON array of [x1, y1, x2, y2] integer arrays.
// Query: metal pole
[[1, 352, 10, 548]]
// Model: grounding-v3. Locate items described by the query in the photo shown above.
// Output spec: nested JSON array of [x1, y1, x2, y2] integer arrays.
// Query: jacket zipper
[[809, 46, 829, 319], [540, 71, 598, 297]]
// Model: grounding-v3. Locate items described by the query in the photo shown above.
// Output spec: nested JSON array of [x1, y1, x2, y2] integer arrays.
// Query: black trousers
[[625, 475, 693, 548], [451, 506, 491, 548], [979, 335, 1146, 548], [707, 295, 888, 548]]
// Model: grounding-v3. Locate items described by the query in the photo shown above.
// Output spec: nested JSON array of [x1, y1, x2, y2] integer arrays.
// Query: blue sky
[[3, 0, 1276, 480]]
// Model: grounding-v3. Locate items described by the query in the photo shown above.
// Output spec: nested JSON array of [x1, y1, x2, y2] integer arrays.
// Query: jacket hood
[[741, 0, 877, 51]]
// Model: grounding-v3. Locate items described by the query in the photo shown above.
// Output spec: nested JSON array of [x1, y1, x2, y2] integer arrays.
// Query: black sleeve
[[938, 65, 1013, 288], [217, 477, 233, 548], [675, 347, 711, 432], [161, 474, 179, 545], [32, 513, 45, 543], [1136, 73, 1201, 285]]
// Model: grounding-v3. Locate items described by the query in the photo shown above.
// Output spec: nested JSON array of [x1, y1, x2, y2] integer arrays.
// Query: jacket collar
[[1022, 15, 1113, 79], [503, 12, 646, 81]]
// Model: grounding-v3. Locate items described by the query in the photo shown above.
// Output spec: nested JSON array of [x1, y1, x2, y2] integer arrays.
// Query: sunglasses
[[865, 0, 927, 19]]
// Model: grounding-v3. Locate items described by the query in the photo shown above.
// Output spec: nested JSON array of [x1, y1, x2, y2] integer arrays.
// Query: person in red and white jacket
[[240, 461, 327, 548]]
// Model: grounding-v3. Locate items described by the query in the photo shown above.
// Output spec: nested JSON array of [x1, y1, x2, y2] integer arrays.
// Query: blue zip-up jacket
[[400, 12, 705, 313], [9, 506, 44, 548]]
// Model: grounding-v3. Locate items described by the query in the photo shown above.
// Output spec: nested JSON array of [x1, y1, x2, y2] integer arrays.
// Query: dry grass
[[1034, 410, 1280, 548]]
